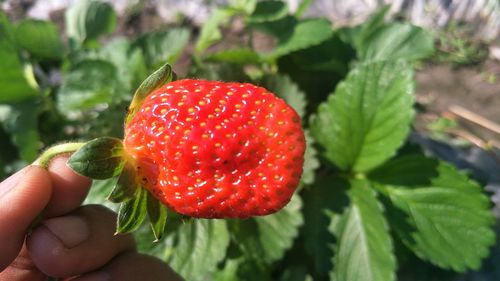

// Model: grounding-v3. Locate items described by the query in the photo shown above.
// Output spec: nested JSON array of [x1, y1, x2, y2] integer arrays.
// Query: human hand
[[0, 157, 182, 281]]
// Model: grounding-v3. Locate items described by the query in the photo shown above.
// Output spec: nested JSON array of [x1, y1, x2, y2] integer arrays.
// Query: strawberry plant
[[0, 1, 496, 281]]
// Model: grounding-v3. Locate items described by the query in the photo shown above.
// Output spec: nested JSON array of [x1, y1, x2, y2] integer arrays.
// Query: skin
[[0, 156, 182, 281]]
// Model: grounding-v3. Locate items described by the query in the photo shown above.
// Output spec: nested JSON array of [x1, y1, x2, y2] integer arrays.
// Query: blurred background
[[1, 1, 499, 280]]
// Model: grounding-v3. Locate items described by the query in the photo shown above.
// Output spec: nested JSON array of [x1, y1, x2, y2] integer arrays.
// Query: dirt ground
[[415, 59, 500, 147]]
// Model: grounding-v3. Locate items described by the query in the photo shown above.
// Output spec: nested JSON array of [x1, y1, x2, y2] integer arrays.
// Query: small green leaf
[[261, 74, 306, 119], [253, 16, 333, 60], [133, 28, 190, 69], [126, 63, 174, 124], [301, 130, 320, 186], [97, 38, 148, 92], [14, 19, 64, 60], [0, 12, 38, 103], [344, 5, 390, 52], [108, 160, 138, 203], [247, 0, 288, 23], [369, 154, 440, 186], [331, 180, 396, 281], [229, 195, 303, 264], [65, 0, 116, 45], [310, 60, 415, 172], [1, 101, 41, 162], [195, 8, 235, 55], [146, 191, 168, 241], [276, 33, 353, 100], [281, 34, 352, 74], [57, 59, 119, 115], [163, 220, 230, 281], [117, 187, 148, 233], [205, 48, 262, 65], [371, 154, 496, 272], [84, 177, 118, 210], [302, 175, 349, 276], [68, 137, 125, 179], [360, 23, 435, 61]]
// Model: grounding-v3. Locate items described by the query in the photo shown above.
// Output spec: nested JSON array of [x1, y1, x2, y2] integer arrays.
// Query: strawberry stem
[[34, 142, 86, 169]]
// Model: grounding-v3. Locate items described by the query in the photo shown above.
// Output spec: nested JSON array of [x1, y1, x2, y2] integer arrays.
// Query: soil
[[415, 59, 500, 145]]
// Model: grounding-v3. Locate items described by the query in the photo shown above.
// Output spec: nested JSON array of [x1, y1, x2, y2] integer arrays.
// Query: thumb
[[0, 166, 52, 271]]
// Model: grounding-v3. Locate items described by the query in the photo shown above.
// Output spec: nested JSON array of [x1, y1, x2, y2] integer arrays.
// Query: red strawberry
[[123, 79, 305, 218]]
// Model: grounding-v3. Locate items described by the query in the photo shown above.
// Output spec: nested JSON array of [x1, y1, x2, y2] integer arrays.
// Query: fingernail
[[77, 271, 111, 281], [0, 166, 31, 198], [43, 216, 90, 248]]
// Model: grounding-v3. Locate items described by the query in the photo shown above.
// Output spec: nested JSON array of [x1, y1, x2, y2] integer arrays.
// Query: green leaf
[[331, 180, 396, 281], [126, 63, 173, 124], [261, 74, 306, 119], [14, 19, 63, 60], [0, 13, 38, 103], [369, 154, 440, 186], [281, 34, 352, 75], [372, 154, 495, 272], [254, 195, 303, 262], [301, 130, 320, 186], [84, 177, 118, 210], [1, 101, 41, 162], [146, 191, 168, 241], [302, 175, 349, 276], [163, 220, 230, 281], [65, 0, 116, 45], [205, 48, 262, 65], [276, 33, 353, 102], [310, 60, 414, 172], [108, 160, 138, 203], [360, 23, 435, 61], [254, 16, 333, 59], [247, 0, 288, 23], [98, 38, 148, 92], [343, 5, 390, 52], [57, 59, 119, 115], [133, 28, 190, 69], [229, 195, 303, 264], [68, 137, 125, 179], [117, 187, 148, 233], [195, 8, 235, 55]]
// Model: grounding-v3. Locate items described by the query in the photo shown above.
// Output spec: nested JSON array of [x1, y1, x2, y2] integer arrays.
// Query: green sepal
[[147, 191, 168, 242], [68, 137, 125, 179], [116, 187, 148, 234], [125, 63, 175, 125], [108, 160, 138, 203]]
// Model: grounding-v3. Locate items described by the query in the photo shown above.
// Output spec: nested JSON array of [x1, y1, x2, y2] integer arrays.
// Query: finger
[[27, 205, 135, 278], [44, 156, 92, 217], [72, 252, 183, 281], [0, 244, 45, 281], [0, 166, 52, 271]]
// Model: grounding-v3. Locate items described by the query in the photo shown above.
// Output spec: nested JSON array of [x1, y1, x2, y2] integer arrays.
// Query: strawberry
[[122, 79, 305, 218]]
